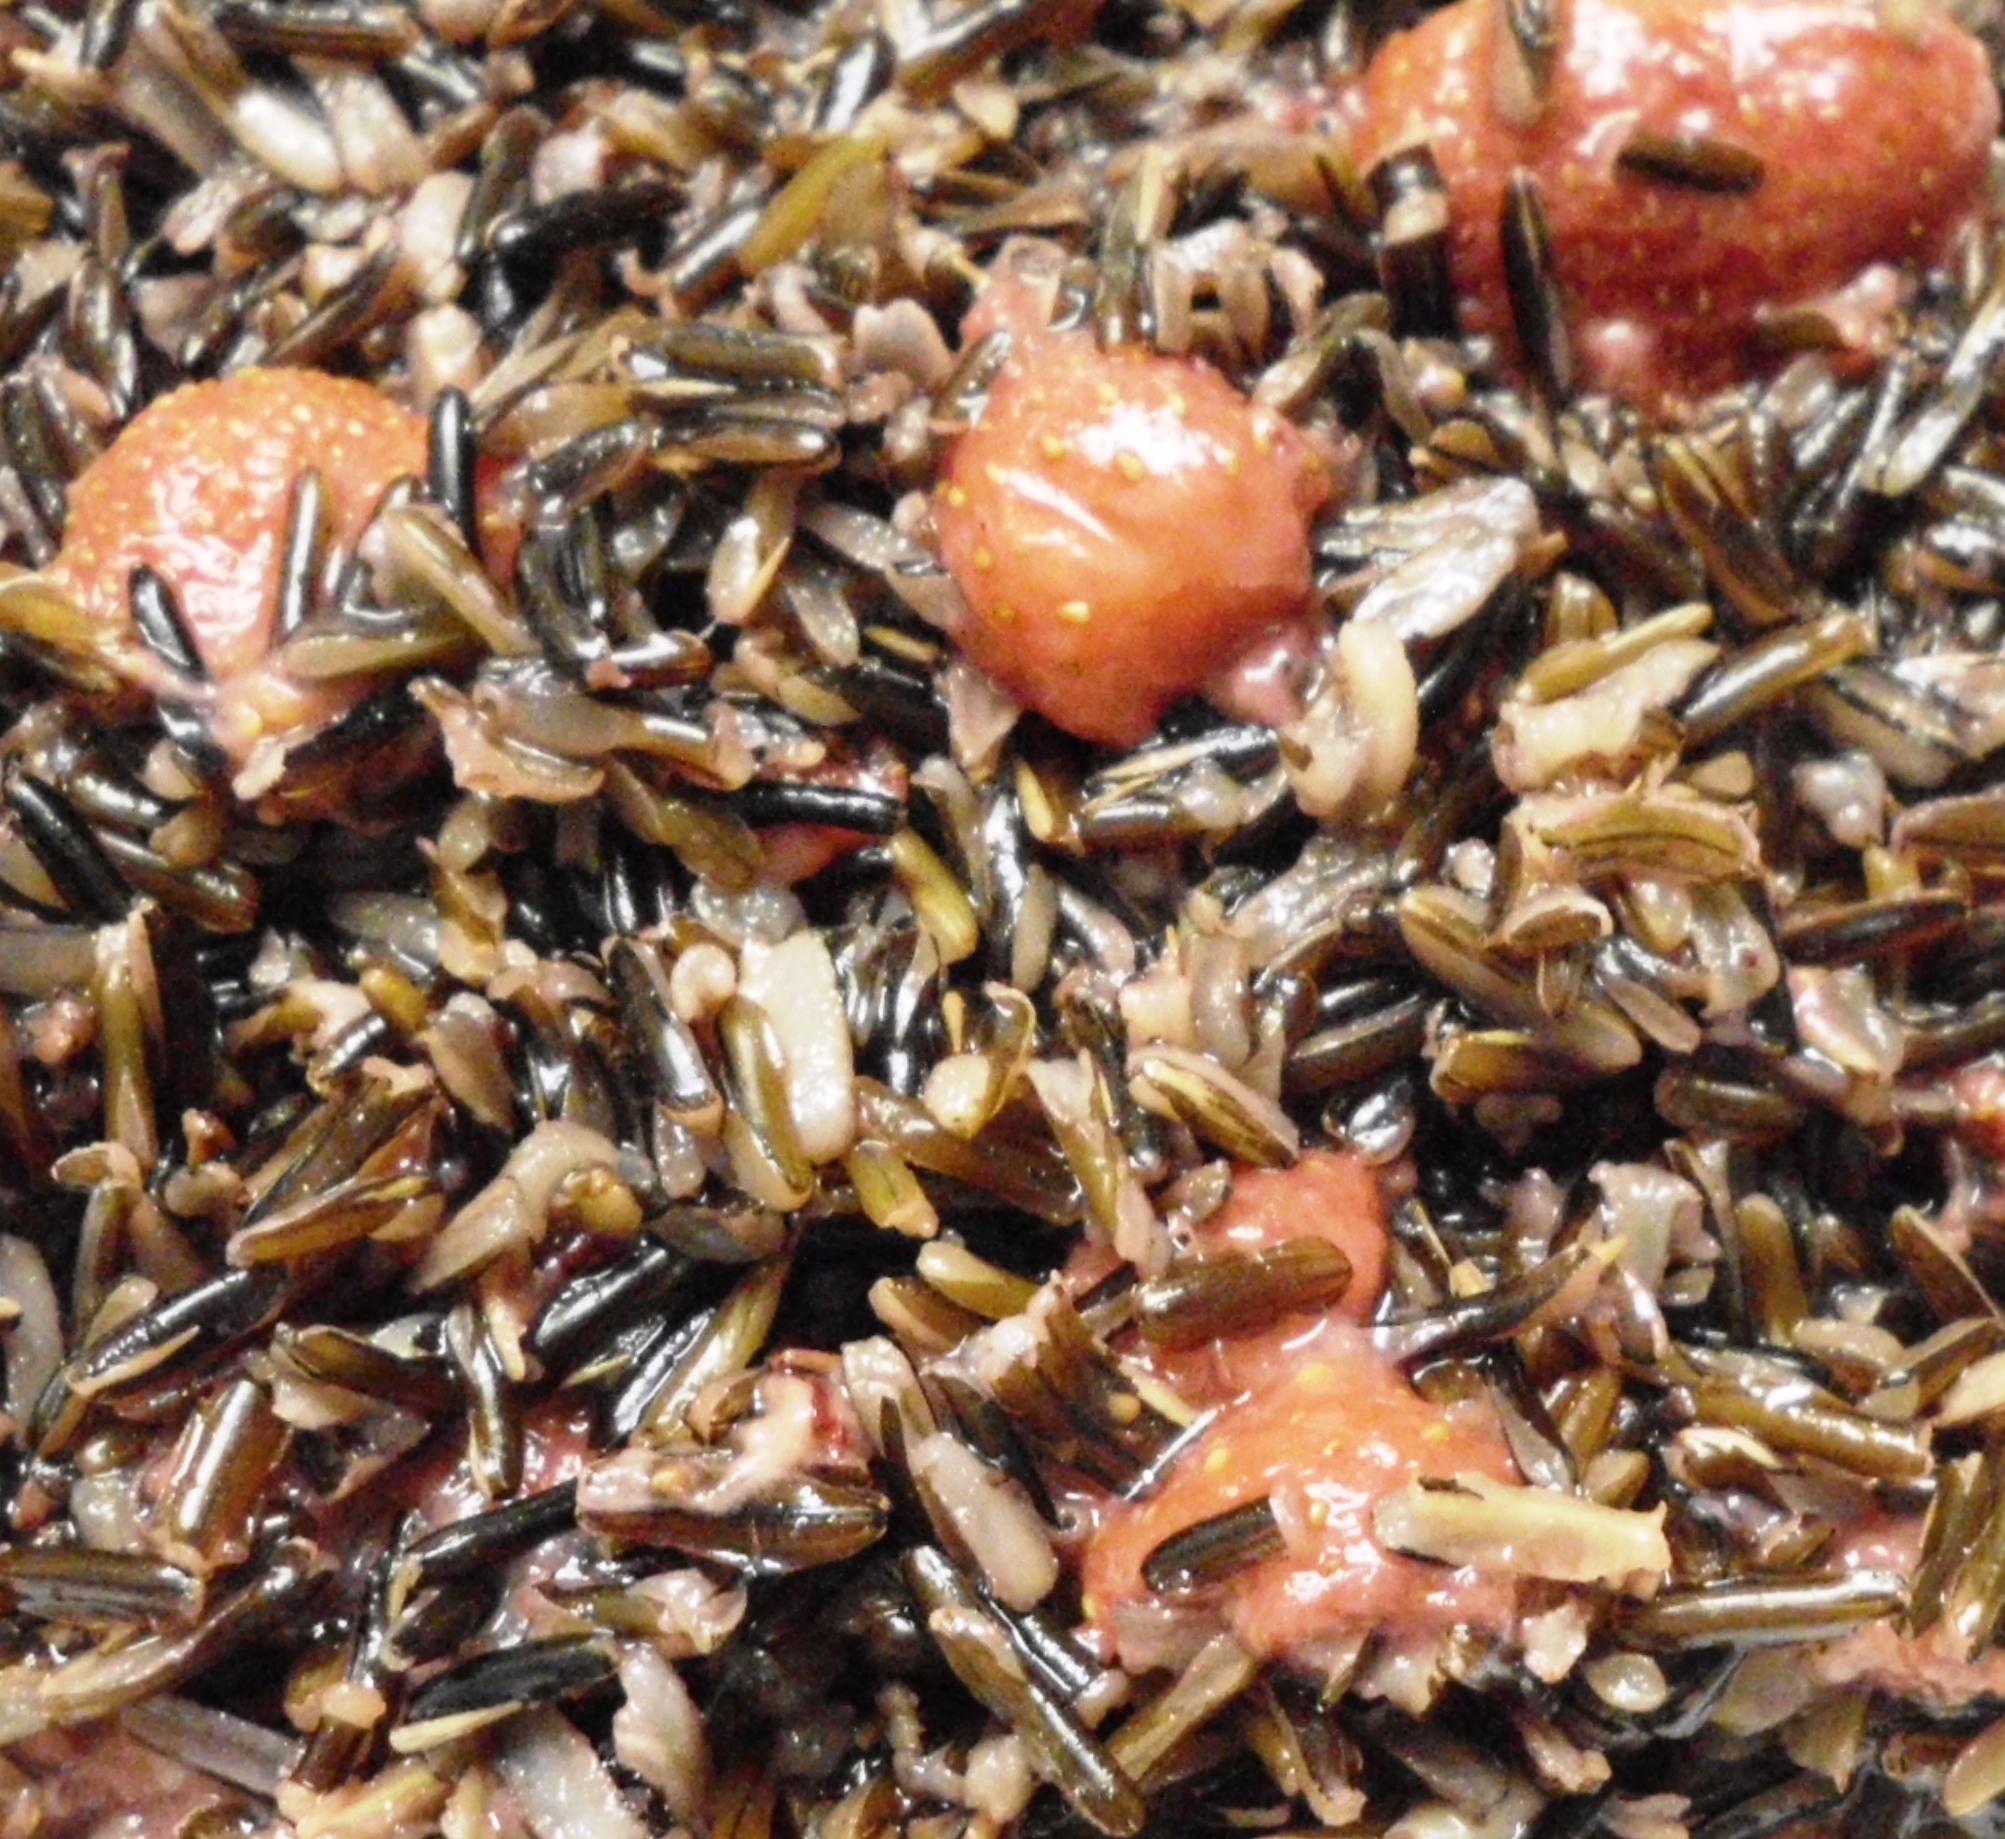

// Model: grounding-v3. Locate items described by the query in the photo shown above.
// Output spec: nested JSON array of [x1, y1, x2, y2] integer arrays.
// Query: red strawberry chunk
[[1351, 0, 1998, 411], [933, 328, 1330, 748], [48, 368, 429, 685], [1077, 1152, 1520, 1667]]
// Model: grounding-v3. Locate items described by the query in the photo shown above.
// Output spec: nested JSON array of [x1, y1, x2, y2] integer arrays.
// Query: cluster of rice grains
[[5, 0, 2005, 1834]]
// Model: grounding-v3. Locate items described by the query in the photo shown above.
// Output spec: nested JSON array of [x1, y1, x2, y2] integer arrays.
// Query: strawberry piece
[[48, 368, 429, 683], [1167, 1148, 1390, 1347], [1351, 0, 1998, 411], [1078, 1152, 1519, 1665], [933, 329, 1330, 748], [1081, 1327, 1520, 1663]]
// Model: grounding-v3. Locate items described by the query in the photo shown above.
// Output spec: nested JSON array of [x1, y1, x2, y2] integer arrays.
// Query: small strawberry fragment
[[1351, 0, 1998, 411], [933, 328, 1330, 748], [47, 368, 428, 685], [751, 749, 910, 887]]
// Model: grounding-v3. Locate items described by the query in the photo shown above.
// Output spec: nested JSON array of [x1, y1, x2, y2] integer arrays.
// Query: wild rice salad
[[9, 0, 2005, 1833]]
